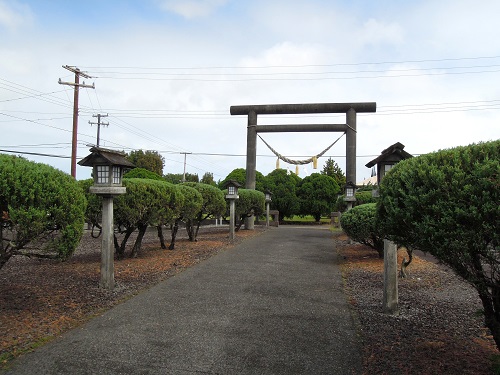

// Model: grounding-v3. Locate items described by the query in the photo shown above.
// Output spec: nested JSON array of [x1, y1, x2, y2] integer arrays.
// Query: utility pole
[[59, 65, 94, 178], [89, 113, 109, 147], [180, 152, 191, 182]]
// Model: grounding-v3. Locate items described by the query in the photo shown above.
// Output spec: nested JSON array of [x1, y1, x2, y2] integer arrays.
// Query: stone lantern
[[223, 180, 241, 240], [265, 189, 272, 227], [343, 181, 357, 211], [78, 147, 135, 290], [366, 142, 413, 196], [365, 142, 413, 315], [79, 147, 134, 194]]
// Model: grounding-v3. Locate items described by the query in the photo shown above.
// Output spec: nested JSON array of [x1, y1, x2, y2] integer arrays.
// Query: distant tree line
[[1, 149, 349, 270]]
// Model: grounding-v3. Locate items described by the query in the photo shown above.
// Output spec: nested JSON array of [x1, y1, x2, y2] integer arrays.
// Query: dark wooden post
[[346, 108, 357, 186], [245, 110, 257, 229]]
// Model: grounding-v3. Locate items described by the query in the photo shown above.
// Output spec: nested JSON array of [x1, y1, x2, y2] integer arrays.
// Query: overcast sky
[[1, 0, 499, 183]]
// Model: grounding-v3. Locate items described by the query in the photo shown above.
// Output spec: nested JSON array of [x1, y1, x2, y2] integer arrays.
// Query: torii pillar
[[230, 102, 377, 229]]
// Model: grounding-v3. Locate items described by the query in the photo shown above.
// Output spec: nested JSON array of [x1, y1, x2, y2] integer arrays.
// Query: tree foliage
[[321, 157, 346, 187], [219, 168, 266, 192], [200, 172, 216, 186], [182, 182, 226, 241], [124, 167, 163, 180], [357, 182, 377, 192], [126, 150, 164, 175], [232, 189, 266, 231], [340, 203, 384, 258], [78, 179, 102, 236], [167, 184, 203, 250], [164, 172, 199, 184], [297, 173, 340, 221], [265, 169, 301, 222], [376, 140, 500, 349], [0, 155, 86, 269], [113, 178, 182, 257]]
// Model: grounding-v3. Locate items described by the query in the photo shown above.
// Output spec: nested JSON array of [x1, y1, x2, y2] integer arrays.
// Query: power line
[[0, 112, 127, 150], [0, 78, 74, 109], [92, 68, 500, 82], [0, 148, 71, 159], [89, 63, 500, 78], [0, 147, 384, 161], [80, 54, 500, 70], [0, 89, 68, 103]]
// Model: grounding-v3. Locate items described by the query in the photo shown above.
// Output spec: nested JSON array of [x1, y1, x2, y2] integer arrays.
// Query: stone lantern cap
[[365, 142, 413, 186], [78, 147, 135, 169], [365, 142, 412, 168]]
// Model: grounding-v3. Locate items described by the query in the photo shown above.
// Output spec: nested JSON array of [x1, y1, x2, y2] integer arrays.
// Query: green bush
[[78, 179, 102, 231], [265, 169, 301, 222], [334, 191, 378, 212], [182, 182, 226, 241], [376, 140, 500, 350], [233, 189, 266, 230], [123, 167, 163, 180], [340, 203, 384, 258], [0, 155, 86, 269], [219, 168, 266, 192], [114, 178, 182, 257], [297, 173, 340, 222], [167, 184, 203, 249]]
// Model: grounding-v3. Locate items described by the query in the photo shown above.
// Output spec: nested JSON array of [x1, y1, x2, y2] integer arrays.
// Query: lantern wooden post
[[78, 147, 135, 290], [265, 190, 272, 227], [100, 196, 115, 289], [224, 180, 241, 240], [366, 142, 413, 315]]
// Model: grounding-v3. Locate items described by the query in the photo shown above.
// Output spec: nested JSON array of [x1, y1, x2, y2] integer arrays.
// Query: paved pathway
[[4, 226, 361, 375]]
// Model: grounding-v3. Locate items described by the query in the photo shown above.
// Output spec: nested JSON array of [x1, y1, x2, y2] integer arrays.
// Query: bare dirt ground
[[0, 225, 262, 367], [336, 231, 499, 375], [1, 226, 498, 374]]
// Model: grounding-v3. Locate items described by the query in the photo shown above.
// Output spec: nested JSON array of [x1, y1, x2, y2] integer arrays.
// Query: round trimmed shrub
[[340, 203, 384, 258], [377, 140, 500, 349], [0, 155, 86, 268]]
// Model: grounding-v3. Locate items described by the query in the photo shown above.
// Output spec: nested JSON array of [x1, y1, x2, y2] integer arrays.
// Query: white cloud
[[239, 41, 326, 68], [157, 0, 228, 19], [359, 18, 404, 46], [1, 1, 499, 182], [0, 0, 33, 32]]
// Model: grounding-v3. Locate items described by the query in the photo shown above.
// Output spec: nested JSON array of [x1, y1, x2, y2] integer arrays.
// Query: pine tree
[[321, 158, 346, 187]]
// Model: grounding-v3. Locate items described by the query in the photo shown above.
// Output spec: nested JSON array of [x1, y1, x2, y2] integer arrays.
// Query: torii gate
[[230, 102, 377, 229]]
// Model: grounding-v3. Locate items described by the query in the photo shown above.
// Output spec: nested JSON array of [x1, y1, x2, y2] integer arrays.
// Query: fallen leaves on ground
[[2, 227, 498, 374], [336, 231, 498, 375], [0, 226, 261, 366]]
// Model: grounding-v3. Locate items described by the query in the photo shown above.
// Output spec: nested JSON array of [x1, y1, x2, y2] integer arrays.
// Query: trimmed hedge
[[376, 140, 500, 349], [233, 188, 266, 230], [182, 182, 226, 241], [340, 203, 384, 258], [0, 155, 86, 268]]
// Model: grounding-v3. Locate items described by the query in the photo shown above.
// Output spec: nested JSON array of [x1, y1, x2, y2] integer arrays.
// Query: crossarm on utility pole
[[89, 114, 109, 147], [58, 65, 94, 178]]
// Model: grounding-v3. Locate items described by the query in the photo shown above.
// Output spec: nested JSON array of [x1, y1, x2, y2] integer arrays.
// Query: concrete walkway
[[4, 226, 361, 375]]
